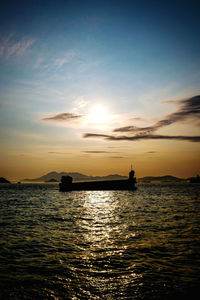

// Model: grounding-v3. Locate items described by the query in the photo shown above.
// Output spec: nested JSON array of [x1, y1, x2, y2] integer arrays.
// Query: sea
[[0, 183, 200, 300]]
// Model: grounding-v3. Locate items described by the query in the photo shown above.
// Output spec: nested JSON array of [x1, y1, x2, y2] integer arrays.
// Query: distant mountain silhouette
[[23, 172, 128, 182], [45, 178, 58, 182], [138, 175, 184, 182], [22, 172, 188, 183], [0, 177, 10, 183]]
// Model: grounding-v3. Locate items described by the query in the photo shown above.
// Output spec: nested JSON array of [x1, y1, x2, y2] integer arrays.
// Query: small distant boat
[[17, 181, 21, 184], [59, 168, 137, 192], [189, 175, 200, 183]]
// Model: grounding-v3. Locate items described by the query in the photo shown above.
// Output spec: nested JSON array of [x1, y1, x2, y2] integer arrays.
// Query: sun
[[83, 103, 115, 130], [88, 104, 111, 125]]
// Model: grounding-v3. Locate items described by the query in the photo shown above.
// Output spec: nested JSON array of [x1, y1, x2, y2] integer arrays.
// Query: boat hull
[[59, 179, 136, 192]]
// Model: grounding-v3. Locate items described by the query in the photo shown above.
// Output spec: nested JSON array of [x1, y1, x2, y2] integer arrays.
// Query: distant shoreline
[[1, 172, 199, 185]]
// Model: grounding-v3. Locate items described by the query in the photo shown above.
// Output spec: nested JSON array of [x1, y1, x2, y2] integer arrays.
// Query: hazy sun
[[88, 104, 111, 125]]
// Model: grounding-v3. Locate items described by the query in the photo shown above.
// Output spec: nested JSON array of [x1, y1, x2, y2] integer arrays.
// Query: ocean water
[[0, 183, 200, 300]]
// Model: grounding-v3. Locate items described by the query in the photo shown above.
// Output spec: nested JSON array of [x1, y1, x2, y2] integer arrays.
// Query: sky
[[0, 0, 200, 180]]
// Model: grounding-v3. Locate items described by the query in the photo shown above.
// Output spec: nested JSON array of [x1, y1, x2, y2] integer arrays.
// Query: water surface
[[0, 183, 200, 299]]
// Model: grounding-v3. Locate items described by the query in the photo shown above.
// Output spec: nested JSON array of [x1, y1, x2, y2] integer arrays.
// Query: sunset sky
[[0, 0, 200, 180]]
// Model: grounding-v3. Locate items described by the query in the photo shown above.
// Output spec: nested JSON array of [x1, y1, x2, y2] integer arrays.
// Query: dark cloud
[[114, 125, 153, 134], [82, 150, 121, 154], [83, 133, 200, 142], [153, 95, 200, 127], [42, 112, 83, 121], [83, 133, 111, 139], [146, 151, 157, 153], [114, 95, 200, 134], [82, 150, 110, 154]]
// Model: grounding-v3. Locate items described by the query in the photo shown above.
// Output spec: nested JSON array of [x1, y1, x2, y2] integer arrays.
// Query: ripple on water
[[0, 183, 200, 299]]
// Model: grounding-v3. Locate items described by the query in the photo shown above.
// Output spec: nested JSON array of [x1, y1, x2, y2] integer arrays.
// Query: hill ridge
[[22, 172, 188, 183], [138, 175, 184, 182], [23, 172, 128, 182]]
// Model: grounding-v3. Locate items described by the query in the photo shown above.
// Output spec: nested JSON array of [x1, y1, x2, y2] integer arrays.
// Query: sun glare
[[88, 104, 111, 125]]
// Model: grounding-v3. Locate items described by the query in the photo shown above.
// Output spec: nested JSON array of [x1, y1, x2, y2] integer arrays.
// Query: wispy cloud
[[16, 153, 38, 158], [82, 150, 111, 154], [48, 151, 72, 155], [82, 150, 121, 154], [146, 151, 157, 154], [83, 95, 200, 143], [54, 50, 75, 68], [131, 117, 147, 122], [33, 57, 43, 69], [0, 34, 35, 58], [18, 133, 42, 140], [109, 156, 124, 159], [42, 112, 83, 122]]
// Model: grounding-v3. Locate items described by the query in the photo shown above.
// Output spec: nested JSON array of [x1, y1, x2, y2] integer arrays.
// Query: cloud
[[83, 133, 200, 142], [114, 95, 200, 134], [82, 150, 111, 154], [54, 50, 75, 68], [146, 151, 157, 154], [42, 112, 83, 122], [18, 133, 42, 140], [16, 153, 37, 158], [109, 156, 124, 159], [84, 133, 111, 139], [48, 151, 72, 154], [114, 125, 149, 133], [82, 150, 121, 154], [0, 35, 34, 58], [42, 95, 200, 143], [131, 117, 147, 122], [33, 57, 43, 69]]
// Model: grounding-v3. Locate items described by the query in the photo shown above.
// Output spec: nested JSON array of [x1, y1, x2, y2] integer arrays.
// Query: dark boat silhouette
[[189, 174, 200, 183], [59, 167, 137, 191]]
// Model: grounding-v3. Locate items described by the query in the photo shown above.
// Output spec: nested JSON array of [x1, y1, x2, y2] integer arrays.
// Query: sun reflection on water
[[71, 191, 142, 298]]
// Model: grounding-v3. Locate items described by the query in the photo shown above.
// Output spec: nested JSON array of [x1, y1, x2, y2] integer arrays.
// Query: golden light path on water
[[69, 191, 142, 298]]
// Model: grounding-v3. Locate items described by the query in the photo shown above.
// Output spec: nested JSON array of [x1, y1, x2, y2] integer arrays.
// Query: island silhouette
[[0, 177, 10, 184], [1, 172, 199, 185], [22, 172, 189, 183], [23, 172, 128, 182]]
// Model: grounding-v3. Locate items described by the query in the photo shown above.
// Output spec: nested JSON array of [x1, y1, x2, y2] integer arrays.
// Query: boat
[[59, 168, 137, 192], [189, 175, 200, 183]]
